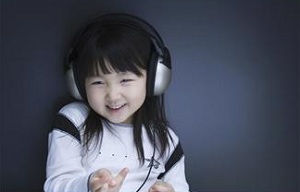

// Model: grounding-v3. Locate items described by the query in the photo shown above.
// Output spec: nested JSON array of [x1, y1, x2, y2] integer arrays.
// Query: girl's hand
[[148, 180, 175, 192], [89, 168, 129, 192]]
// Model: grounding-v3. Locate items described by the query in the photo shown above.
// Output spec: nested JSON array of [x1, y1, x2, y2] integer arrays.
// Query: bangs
[[83, 26, 151, 77], [86, 54, 145, 77]]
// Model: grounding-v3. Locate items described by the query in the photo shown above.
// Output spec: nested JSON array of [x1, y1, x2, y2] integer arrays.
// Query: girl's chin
[[105, 117, 132, 124]]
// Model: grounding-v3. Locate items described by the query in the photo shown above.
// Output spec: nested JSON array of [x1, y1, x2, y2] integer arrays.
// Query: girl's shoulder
[[56, 101, 90, 129], [50, 101, 90, 144]]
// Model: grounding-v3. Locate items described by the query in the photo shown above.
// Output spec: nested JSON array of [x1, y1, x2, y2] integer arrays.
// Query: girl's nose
[[106, 84, 121, 101]]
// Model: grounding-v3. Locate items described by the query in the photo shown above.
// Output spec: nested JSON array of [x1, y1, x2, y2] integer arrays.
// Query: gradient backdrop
[[1, 0, 299, 191]]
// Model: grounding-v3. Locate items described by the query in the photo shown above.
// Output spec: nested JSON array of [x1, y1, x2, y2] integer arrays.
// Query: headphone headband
[[67, 13, 169, 66], [95, 13, 165, 50]]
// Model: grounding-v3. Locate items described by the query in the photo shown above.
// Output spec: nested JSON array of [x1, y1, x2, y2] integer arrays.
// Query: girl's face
[[85, 65, 147, 124]]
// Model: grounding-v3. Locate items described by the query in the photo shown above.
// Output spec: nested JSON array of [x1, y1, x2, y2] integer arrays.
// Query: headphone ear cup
[[147, 52, 159, 96], [65, 67, 83, 100], [147, 52, 172, 96], [153, 57, 172, 95]]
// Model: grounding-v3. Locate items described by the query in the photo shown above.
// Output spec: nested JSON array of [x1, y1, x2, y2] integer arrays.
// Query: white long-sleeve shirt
[[44, 102, 189, 192]]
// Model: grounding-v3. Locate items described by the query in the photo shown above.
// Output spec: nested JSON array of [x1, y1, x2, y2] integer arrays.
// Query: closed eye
[[91, 81, 104, 85], [120, 79, 133, 83]]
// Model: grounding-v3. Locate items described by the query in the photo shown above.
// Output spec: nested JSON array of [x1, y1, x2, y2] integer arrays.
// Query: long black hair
[[70, 18, 171, 164]]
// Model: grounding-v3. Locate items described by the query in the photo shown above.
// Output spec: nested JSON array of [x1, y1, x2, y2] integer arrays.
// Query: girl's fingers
[[91, 168, 129, 191], [116, 168, 129, 181], [90, 169, 112, 191], [109, 167, 129, 186], [149, 181, 175, 192], [98, 183, 108, 192]]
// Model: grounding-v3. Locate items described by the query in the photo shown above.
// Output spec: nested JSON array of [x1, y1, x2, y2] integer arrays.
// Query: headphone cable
[[135, 155, 155, 192], [135, 130, 156, 192]]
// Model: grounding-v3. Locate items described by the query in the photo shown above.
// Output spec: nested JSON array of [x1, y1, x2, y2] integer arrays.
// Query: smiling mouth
[[106, 104, 126, 110]]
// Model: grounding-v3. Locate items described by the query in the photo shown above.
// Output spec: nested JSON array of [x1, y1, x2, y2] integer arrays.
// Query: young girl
[[44, 13, 189, 192]]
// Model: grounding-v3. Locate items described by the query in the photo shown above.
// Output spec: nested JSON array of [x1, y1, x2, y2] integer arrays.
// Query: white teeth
[[108, 104, 125, 109]]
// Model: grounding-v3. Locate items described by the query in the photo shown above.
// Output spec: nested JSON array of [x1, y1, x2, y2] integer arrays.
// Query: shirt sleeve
[[44, 102, 91, 192], [162, 156, 189, 191], [160, 129, 190, 192], [44, 130, 90, 192]]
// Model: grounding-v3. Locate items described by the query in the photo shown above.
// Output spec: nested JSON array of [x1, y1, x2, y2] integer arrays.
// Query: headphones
[[65, 13, 172, 100]]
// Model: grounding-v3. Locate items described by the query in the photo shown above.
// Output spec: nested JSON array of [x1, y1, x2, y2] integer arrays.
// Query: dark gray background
[[1, 0, 299, 191]]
